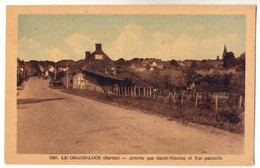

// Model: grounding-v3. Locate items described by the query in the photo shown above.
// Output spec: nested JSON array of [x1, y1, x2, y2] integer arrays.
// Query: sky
[[18, 14, 246, 62]]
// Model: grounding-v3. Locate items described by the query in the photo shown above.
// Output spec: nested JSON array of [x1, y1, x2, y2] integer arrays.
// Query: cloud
[[18, 25, 244, 62], [105, 23, 148, 60], [18, 36, 44, 61], [63, 33, 97, 54], [105, 23, 242, 61], [45, 48, 69, 62], [152, 33, 240, 60], [18, 36, 70, 62], [199, 34, 240, 57]]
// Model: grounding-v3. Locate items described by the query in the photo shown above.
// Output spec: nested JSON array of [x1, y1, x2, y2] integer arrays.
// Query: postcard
[[5, 5, 256, 165]]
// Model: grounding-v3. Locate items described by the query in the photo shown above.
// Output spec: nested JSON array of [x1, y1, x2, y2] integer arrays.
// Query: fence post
[[215, 94, 218, 113], [169, 92, 173, 106], [195, 92, 198, 109], [239, 95, 242, 110], [173, 91, 176, 103], [116, 85, 118, 95]]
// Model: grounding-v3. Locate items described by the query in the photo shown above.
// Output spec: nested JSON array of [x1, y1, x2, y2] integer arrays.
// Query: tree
[[185, 61, 197, 87], [169, 59, 179, 67], [116, 58, 126, 64], [236, 52, 245, 71], [162, 75, 174, 91], [150, 68, 161, 88], [230, 73, 245, 96], [222, 74, 232, 92], [223, 52, 237, 68]]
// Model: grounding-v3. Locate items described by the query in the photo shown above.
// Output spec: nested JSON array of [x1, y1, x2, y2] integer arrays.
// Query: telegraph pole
[[54, 63, 56, 80], [44, 62, 47, 78], [66, 61, 69, 89]]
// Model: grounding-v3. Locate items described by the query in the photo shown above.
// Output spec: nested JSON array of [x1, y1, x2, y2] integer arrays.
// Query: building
[[84, 44, 117, 75], [130, 63, 146, 72], [72, 71, 87, 89], [72, 70, 101, 91], [17, 64, 27, 85], [80, 69, 153, 96], [222, 44, 228, 60], [56, 60, 76, 72], [148, 61, 164, 70], [85, 43, 111, 62], [48, 65, 55, 73], [71, 43, 154, 97]]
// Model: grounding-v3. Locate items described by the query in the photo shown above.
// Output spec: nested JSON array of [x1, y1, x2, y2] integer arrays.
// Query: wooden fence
[[151, 90, 244, 112]]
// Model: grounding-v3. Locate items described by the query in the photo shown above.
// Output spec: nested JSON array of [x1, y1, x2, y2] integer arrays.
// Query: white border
[[0, 1, 258, 168]]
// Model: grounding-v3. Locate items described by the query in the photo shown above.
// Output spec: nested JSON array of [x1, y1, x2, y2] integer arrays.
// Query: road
[[17, 77, 244, 154]]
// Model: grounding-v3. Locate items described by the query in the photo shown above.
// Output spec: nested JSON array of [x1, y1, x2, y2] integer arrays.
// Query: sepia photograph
[[5, 5, 256, 165]]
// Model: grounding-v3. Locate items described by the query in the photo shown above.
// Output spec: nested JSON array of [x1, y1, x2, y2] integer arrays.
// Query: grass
[[54, 87, 244, 134]]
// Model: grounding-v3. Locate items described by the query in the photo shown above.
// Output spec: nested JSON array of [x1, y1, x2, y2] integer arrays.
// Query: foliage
[[236, 53, 245, 71], [223, 52, 237, 68], [150, 68, 162, 88], [161, 75, 174, 91], [169, 59, 179, 67], [184, 61, 197, 87], [230, 72, 245, 96], [196, 74, 232, 92]]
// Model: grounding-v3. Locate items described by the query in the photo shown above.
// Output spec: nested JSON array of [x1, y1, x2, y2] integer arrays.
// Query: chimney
[[85, 51, 91, 59], [95, 43, 102, 51]]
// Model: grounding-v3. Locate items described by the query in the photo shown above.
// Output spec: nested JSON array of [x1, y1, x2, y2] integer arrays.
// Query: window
[[95, 54, 103, 60]]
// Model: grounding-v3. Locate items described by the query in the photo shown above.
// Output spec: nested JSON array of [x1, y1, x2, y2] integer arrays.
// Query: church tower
[[222, 44, 227, 59]]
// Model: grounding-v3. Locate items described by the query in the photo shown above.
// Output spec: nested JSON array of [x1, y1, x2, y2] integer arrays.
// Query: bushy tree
[[222, 74, 232, 91], [196, 74, 233, 92], [162, 75, 174, 91], [223, 52, 237, 68], [169, 59, 179, 67], [185, 61, 197, 86], [150, 68, 161, 88], [190, 61, 197, 70], [236, 53, 245, 71]]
